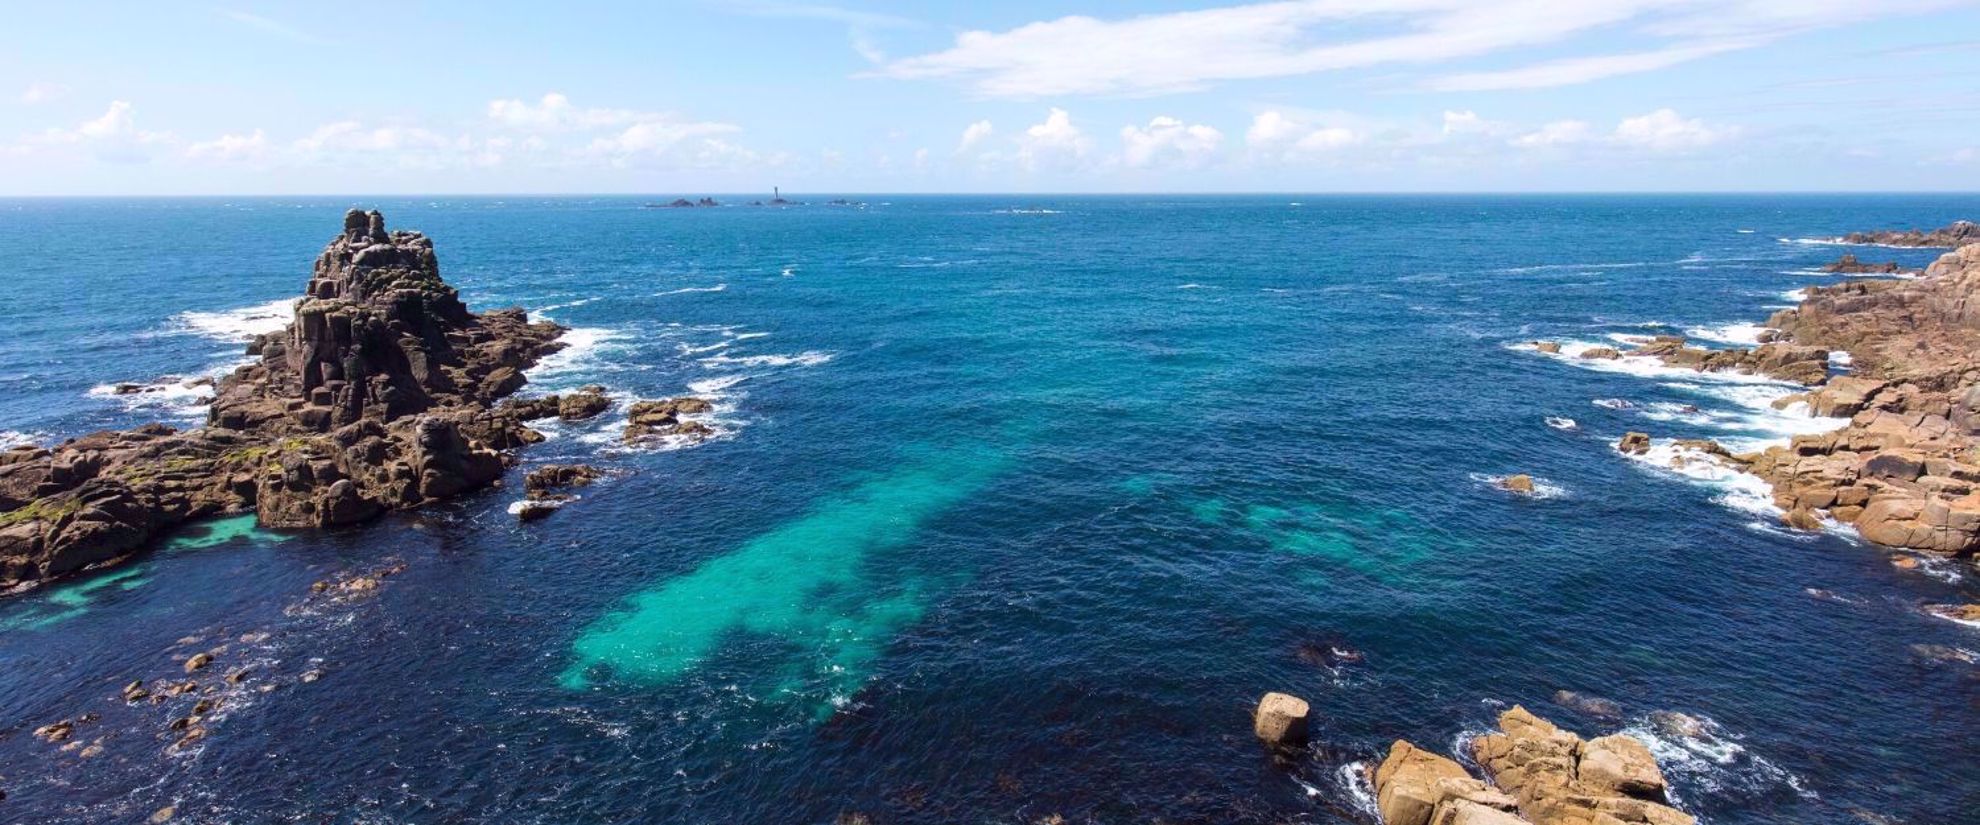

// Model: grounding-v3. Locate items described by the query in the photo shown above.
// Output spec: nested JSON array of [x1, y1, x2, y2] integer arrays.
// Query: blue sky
[[3, 1, 1977, 194]]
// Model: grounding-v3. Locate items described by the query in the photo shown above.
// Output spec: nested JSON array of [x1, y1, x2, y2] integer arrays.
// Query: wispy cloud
[[876, 0, 1967, 98], [218, 9, 329, 45], [725, 1, 920, 65], [19, 82, 70, 104]]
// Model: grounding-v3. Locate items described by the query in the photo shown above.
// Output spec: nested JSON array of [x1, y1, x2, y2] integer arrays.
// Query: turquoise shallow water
[[0, 195, 1976, 823]]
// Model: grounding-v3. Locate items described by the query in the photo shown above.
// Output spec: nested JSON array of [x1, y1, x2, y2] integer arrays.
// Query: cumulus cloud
[[1120, 116, 1224, 169], [957, 119, 994, 153], [186, 129, 269, 163], [1612, 108, 1730, 151], [1016, 108, 1091, 171], [876, 1, 1960, 98], [486, 93, 653, 131], [22, 101, 175, 162], [1512, 120, 1594, 148], [1246, 111, 1358, 160], [1510, 109, 1731, 153], [1441, 110, 1506, 137]]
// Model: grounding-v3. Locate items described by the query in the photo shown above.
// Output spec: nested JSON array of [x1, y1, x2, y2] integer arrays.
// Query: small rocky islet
[[0, 209, 717, 589]]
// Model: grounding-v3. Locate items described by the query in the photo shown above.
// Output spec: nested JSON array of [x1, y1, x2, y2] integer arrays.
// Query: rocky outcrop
[[1, 211, 567, 591], [1820, 254, 1916, 275], [1840, 219, 1980, 248], [1612, 234, 1980, 556], [1371, 707, 1692, 825], [623, 397, 715, 443]]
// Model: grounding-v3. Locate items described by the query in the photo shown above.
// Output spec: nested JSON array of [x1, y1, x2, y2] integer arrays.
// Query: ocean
[[0, 194, 1975, 824]]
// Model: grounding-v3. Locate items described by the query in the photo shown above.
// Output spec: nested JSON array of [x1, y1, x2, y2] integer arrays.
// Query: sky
[[2, 1, 1978, 195]]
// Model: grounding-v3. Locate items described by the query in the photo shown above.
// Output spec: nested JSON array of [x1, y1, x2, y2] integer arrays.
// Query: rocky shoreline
[[1538, 220, 1980, 559], [2, 211, 572, 591]]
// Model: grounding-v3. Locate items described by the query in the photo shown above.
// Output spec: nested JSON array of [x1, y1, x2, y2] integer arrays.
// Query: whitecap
[[1736, 229, 1756, 234], [1616, 439, 1780, 516], [686, 375, 750, 396], [729, 331, 771, 341], [677, 340, 732, 356], [698, 351, 835, 369], [529, 327, 626, 383], [174, 298, 295, 342], [1683, 322, 1770, 346], [0, 430, 44, 449], [1621, 713, 1812, 805], [1332, 761, 1379, 819], [1545, 417, 1578, 431], [1593, 398, 1635, 410], [87, 375, 219, 419], [654, 284, 728, 296], [1513, 339, 1800, 388]]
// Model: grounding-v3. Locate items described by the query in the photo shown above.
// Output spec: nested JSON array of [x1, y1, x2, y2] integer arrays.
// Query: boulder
[[1578, 348, 1621, 360], [1373, 740, 1475, 825], [1617, 433, 1651, 455], [1578, 734, 1668, 800], [1252, 692, 1310, 747], [1498, 475, 1536, 495]]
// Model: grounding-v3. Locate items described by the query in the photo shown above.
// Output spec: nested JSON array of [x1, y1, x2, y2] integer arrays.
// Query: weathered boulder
[[1252, 692, 1310, 748], [1498, 475, 1536, 495], [1579, 348, 1621, 360], [524, 464, 601, 499], [623, 397, 716, 442], [1467, 706, 1693, 825], [1617, 433, 1651, 455], [1373, 740, 1474, 825]]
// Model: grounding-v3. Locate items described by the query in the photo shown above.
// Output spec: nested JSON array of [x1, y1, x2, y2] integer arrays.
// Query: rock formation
[[1820, 254, 1915, 276], [1372, 706, 1693, 825], [623, 397, 715, 443], [1613, 235, 1980, 556], [0, 210, 567, 591], [1840, 219, 1980, 248], [1252, 691, 1311, 748]]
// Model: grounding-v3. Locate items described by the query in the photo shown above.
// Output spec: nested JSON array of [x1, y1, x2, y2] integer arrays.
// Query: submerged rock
[[0, 211, 568, 591]]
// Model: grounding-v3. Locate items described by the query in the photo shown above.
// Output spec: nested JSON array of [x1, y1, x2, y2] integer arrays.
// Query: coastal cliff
[[1577, 223, 1980, 556], [0, 210, 567, 590]]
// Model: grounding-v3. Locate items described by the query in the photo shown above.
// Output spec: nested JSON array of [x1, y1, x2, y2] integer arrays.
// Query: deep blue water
[[0, 195, 1976, 824]]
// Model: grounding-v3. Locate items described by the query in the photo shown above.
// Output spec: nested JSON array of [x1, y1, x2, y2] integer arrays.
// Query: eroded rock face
[[623, 397, 715, 443], [1, 211, 567, 590], [1371, 706, 1691, 825]]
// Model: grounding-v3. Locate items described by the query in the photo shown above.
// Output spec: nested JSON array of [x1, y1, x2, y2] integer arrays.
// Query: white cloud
[[186, 129, 269, 162], [1512, 120, 1593, 148], [1441, 110, 1506, 137], [1017, 108, 1091, 171], [1246, 111, 1358, 160], [19, 82, 69, 104], [487, 93, 650, 131], [21, 101, 175, 162], [1120, 116, 1224, 169], [957, 119, 994, 153], [876, 1, 1961, 98], [1612, 108, 1729, 151], [1426, 39, 1759, 91]]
